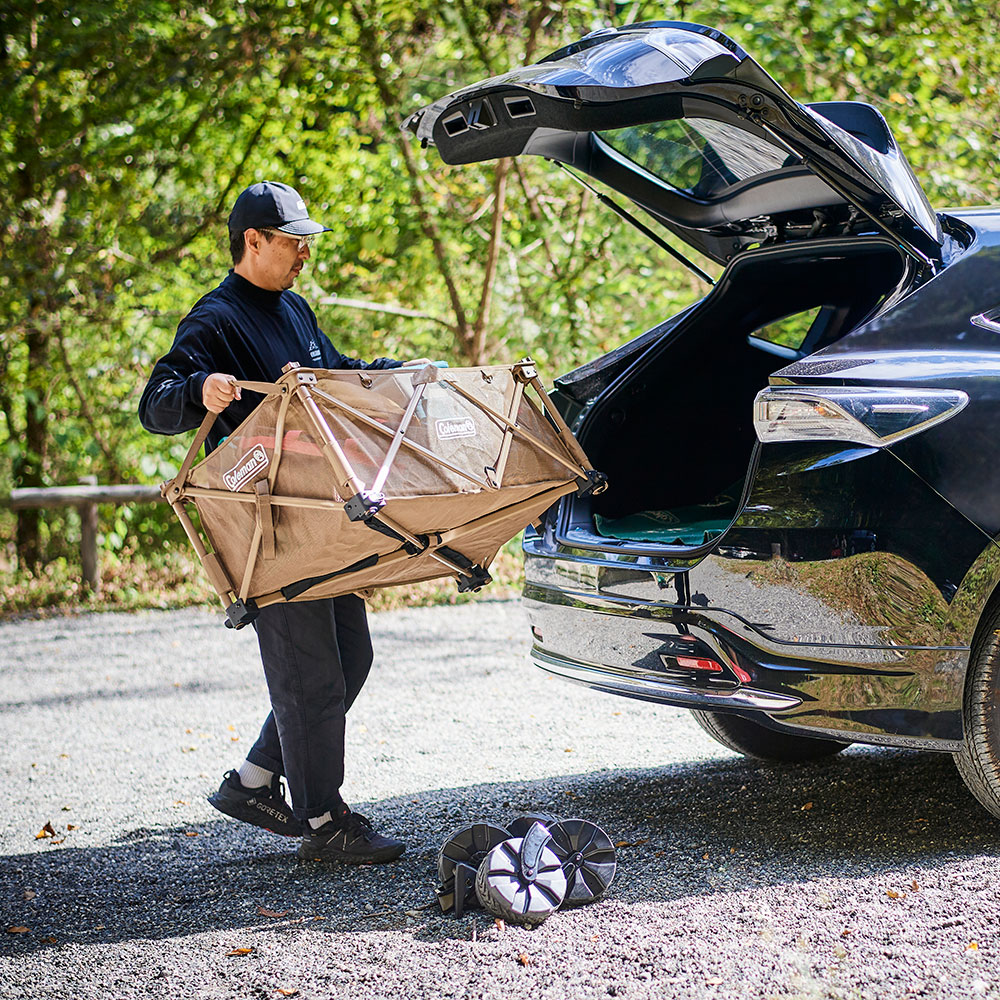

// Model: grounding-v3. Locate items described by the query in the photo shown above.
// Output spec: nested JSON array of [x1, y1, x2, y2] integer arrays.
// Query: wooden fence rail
[[7, 478, 163, 592]]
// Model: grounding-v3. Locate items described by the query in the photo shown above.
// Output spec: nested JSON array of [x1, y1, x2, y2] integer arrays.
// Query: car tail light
[[753, 386, 968, 447], [676, 656, 724, 672]]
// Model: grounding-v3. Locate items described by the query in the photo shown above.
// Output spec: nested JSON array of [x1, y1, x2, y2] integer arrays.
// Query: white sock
[[308, 811, 333, 830], [237, 761, 274, 790]]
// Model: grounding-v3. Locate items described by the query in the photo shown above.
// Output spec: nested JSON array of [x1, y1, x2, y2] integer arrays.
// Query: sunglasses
[[259, 228, 316, 252]]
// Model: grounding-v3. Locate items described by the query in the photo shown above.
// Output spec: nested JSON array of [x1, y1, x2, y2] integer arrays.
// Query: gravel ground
[[2, 599, 1000, 999]]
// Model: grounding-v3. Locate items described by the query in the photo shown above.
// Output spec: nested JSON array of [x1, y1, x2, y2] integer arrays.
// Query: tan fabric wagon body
[[162, 361, 604, 627]]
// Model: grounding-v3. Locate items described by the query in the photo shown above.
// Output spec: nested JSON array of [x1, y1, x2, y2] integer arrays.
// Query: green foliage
[[2, 0, 998, 610]]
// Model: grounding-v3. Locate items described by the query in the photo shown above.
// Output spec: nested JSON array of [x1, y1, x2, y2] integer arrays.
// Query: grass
[[0, 535, 527, 621]]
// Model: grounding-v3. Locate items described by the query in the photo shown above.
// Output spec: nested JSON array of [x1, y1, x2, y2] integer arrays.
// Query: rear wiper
[[553, 162, 715, 286]]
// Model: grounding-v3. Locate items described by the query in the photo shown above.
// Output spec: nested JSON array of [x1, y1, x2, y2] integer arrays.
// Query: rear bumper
[[531, 645, 802, 712], [522, 561, 965, 750]]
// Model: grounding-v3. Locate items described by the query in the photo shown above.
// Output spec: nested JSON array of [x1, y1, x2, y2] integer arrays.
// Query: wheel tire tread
[[956, 603, 1000, 820]]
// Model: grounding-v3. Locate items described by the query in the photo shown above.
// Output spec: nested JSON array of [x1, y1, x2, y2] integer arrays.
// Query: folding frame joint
[[410, 364, 442, 386], [403, 533, 429, 556], [456, 564, 492, 593], [513, 360, 538, 383], [224, 597, 259, 630], [576, 469, 608, 497], [344, 490, 386, 522]]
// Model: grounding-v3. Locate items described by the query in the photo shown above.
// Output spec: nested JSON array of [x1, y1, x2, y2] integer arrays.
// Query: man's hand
[[402, 358, 434, 366], [202, 373, 242, 414]]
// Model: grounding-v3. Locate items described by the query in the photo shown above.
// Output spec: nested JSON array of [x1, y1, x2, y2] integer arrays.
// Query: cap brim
[[275, 218, 331, 236]]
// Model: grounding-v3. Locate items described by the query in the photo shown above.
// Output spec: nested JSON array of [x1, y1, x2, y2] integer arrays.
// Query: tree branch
[[350, 3, 472, 353], [471, 157, 511, 363], [317, 295, 457, 332], [52, 322, 123, 480]]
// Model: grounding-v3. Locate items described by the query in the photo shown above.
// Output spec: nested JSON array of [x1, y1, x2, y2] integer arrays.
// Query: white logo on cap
[[296, 199, 305, 211]]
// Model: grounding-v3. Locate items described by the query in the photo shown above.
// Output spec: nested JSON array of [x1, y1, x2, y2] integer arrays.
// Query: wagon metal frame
[[161, 360, 604, 628]]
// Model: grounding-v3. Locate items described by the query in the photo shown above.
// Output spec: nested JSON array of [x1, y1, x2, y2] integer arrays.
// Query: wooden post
[[77, 475, 100, 593]]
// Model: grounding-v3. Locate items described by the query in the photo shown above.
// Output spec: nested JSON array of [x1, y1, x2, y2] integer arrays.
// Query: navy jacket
[[139, 271, 401, 451]]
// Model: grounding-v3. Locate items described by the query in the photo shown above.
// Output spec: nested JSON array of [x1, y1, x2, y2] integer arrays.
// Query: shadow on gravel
[[0, 677, 248, 713], [3, 745, 999, 953]]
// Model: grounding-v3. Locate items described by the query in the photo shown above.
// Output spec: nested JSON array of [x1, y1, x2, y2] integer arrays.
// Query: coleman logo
[[435, 416, 477, 440], [223, 445, 269, 491]]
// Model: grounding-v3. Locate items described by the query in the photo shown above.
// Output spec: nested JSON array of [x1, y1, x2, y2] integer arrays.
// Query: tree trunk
[[15, 317, 50, 570]]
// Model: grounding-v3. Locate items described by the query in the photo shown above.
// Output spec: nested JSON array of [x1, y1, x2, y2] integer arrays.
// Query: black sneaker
[[208, 770, 303, 837], [297, 811, 406, 864]]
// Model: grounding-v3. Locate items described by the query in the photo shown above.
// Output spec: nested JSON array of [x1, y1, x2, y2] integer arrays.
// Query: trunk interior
[[561, 238, 910, 552]]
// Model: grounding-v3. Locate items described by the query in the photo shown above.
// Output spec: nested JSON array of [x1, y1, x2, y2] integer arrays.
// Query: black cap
[[227, 181, 331, 238]]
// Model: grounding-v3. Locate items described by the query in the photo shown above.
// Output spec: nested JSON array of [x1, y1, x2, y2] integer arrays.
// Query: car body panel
[[408, 23, 1000, 758], [524, 429, 1000, 750], [403, 21, 942, 264]]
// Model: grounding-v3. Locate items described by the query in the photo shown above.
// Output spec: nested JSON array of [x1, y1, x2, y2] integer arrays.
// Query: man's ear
[[244, 229, 262, 256]]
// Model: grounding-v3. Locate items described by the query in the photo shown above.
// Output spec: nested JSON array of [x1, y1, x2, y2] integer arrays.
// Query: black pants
[[245, 595, 373, 821]]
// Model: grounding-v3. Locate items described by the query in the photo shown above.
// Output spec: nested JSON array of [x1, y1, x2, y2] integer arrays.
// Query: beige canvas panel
[[163, 362, 604, 622], [250, 482, 577, 606]]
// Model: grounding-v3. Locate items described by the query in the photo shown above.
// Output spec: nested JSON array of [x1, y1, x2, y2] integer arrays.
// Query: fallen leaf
[[275, 991, 299, 998], [517, 952, 531, 967], [184, 831, 199, 837], [257, 907, 289, 918], [590, 934, 599, 942], [730, 847, 736, 854], [66, 825, 77, 831], [841, 929, 851, 938], [967, 942, 979, 952], [94, 925, 105, 931], [886, 890, 902, 899], [59, 753, 70, 759], [6, 927, 29, 934], [227, 947, 254, 957], [494, 918, 505, 932], [227, 725, 236, 732], [912, 880, 920, 891], [312, 915, 325, 921], [35, 822, 56, 840], [23, 890, 36, 901], [615, 840, 632, 848], [231, 736, 240, 742], [41, 936, 57, 944], [564, 748, 574, 753], [801, 802, 814, 811], [174, 801, 187, 806], [49, 838, 65, 845], [702, 853, 710, 860]]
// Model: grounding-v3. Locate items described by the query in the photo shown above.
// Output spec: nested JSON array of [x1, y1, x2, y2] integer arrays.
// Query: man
[[139, 180, 425, 863]]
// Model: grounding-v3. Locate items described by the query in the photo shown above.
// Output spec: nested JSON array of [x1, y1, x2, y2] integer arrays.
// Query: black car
[[405, 22, 1000, 819]]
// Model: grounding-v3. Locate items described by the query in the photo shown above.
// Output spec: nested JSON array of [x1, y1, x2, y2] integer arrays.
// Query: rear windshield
[[597, 118, 792, 199]]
